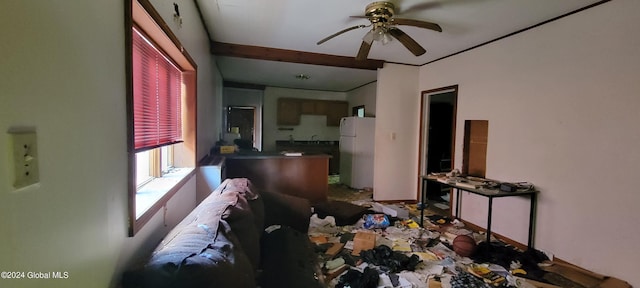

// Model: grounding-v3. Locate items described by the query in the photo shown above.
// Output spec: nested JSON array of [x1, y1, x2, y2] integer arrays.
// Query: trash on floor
[[307, 197, 631, 288]]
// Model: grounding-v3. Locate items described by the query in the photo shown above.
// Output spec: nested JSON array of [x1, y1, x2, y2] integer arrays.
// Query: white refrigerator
[[339, 116, 375, 189]]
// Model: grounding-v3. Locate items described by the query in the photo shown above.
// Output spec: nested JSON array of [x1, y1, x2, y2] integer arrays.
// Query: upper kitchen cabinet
[[277, 98, 348, 126], [300, 99, 329, 115], [326, 101, 349, 126], [300, 100, 317, 115], [277, 98, 301, 125]]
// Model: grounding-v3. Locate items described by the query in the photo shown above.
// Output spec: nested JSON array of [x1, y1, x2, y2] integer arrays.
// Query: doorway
[[419, 85, 458, 216], [227, 106, 256, 149]]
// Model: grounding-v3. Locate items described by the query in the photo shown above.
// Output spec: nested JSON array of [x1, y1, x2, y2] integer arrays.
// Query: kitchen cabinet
[[276, 98, 348, 126], [300, 100, 317, 115], [326, 101, 349, 126], [225, 153, 329, 203], [314, 101, 329, 115], [277, 98, 301, 125], [275, 141, 340, 175], [300, 99, 330, 115]]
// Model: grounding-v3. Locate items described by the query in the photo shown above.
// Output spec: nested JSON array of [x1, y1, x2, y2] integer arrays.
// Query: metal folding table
[[420, 175, 538, 248]]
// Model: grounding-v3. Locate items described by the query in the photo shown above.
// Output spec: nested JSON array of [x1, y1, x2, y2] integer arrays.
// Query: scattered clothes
[[325, 257, 346, 270], [359, 245, 421, 273], [306, 197, 627, 288], [472, 241, 549, 283], [339, 232, 355, 243], [336, 267, 379, 288], [309, 213, 340, 234]]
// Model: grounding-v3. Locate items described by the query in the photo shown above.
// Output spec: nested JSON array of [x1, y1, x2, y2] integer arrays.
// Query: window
[[132, 27, 182, 151], [127, 0, 197, 236], [352, 105, 365, 117]]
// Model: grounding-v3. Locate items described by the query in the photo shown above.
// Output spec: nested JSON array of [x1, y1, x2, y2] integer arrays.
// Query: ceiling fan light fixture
[[363, 26, 393, 45], [378, 29, 393, 45], [363, 30, 375, 44], [295, 73, 310, 80]]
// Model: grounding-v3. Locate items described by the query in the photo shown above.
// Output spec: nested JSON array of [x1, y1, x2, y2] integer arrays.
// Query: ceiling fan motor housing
[[317, 1, 439, 60], [365, 1, 395, 25]]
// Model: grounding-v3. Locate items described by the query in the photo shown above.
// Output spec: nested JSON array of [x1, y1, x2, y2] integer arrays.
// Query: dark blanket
[[313, 200, 370, 226]]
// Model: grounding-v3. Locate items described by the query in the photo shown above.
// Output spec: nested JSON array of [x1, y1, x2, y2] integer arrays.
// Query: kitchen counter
[[224, 151, 330, 203], [275, 140, 338, 146], [275, 140, 340, 175], [225, 151, 332, 159]]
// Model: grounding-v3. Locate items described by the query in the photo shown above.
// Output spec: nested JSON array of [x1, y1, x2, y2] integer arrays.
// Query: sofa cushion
[[137, 179, 261, 288], [260, 226, 322, 288], [144, 221, 255, 288], [261, 190, 311, 233], [217, 178, 265, 241], [122, 178, 314, 288], [216, 187, 261, 269]]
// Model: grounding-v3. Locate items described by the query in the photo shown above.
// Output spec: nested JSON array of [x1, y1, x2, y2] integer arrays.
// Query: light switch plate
[[8, 127, 39, 188]]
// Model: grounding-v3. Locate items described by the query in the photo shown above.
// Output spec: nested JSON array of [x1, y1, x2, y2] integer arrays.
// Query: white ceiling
[[195, 0, 605, 92]]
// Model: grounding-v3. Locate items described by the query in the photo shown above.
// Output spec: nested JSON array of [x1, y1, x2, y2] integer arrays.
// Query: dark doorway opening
[[419, 86, 458, 216], [227, 106, 256, 149]]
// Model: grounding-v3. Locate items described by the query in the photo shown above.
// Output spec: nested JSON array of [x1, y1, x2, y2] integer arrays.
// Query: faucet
[[311, 135, 319, 143], [288, 134, 294, 143]]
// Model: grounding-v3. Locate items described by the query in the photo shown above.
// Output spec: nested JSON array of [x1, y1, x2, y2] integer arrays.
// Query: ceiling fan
[[317, 1, 442, 61]]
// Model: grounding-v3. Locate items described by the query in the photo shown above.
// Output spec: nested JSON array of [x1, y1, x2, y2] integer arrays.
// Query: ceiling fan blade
[[356, 41, 372, 61], [392, 18, 442, 32], [399, 2, 442, 15], [317, 25, 367, 45], [388, 28, 426, 56]]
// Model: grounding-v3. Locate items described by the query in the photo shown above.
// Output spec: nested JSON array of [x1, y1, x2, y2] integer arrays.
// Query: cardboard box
[[352, 232, 376, 256], [309, 236, 328, 245], [325, 243, 345, 257], [219, 145, 235, 154]]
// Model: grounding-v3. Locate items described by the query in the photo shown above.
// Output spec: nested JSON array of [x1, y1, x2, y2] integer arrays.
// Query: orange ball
[[452, 235, 477, 257]]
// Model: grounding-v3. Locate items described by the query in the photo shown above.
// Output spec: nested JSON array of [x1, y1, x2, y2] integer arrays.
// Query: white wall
[[262, 87, 347, 151], [419, 0, 640, 285], [0, 0, 222, 287], [198, 64, 224, 159], [145, 0, 223, 160], [373, 64, 420, 201], [347, 82, 377, 117]]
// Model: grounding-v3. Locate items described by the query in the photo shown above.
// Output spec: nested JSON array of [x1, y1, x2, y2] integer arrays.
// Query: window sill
[[136, 167, 194, 219]]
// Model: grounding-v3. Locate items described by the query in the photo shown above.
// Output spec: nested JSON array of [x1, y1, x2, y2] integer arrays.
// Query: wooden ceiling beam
[[211, 41, 384, 70]]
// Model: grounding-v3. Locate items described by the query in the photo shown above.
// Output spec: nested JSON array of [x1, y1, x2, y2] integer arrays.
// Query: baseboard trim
[[456, 218, 529, 251]]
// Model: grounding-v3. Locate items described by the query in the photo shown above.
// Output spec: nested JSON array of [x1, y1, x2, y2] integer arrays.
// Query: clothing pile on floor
[[308, 200, 629, 288]]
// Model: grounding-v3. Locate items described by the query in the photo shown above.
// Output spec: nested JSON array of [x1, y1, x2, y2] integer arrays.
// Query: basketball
[[452, 234, 477, 257]]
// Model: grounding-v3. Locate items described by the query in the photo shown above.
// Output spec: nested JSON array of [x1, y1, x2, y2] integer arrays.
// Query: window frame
[[126, 0, 197, 236]]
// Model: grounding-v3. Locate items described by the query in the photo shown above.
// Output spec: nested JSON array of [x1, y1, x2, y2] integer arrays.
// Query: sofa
[[122, 178, 321, 288]]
